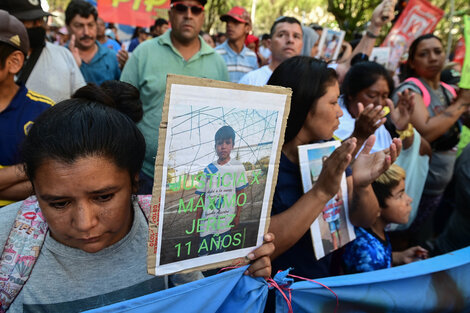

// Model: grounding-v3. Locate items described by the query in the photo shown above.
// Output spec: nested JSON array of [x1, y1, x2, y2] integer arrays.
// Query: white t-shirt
[[334, 97, 392, 153], [259, 46, 271, 60], [195, 158, 248, 237], [238, 65, 273, 86], [25, 42, 86, 103]]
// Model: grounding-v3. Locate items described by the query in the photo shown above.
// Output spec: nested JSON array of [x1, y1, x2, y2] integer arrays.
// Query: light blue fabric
[[84, 266, 268, 313], [276, 246, 470, 313]]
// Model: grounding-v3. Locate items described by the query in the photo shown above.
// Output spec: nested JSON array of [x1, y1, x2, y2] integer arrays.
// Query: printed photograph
[[298, 141, 356, 259], [316, 28, 346, 62], [151, 78, 289, 275]]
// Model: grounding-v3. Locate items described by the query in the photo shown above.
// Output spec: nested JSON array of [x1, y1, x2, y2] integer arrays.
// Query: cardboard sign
[[147, 75, 291, 275], [315, 28, 345, 62], [97, 0, 170, 27], [460, 15, 470, 89], [381, 0, 444, 71], [298, 141, 355, 259]]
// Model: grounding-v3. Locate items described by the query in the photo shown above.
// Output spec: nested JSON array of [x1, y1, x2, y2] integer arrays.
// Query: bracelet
[[365, 30, 379, 38], [396, 123, 414, 140]]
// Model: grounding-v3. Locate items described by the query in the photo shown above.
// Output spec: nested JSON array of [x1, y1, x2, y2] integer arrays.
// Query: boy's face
[[215, 137, 233, 162], [382, 179, 412, 224]]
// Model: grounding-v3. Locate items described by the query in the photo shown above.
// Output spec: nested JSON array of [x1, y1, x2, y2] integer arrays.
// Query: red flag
[[381, 0, 444, 70], [98, 0, 170, 27], [453, 37, 465, 67]]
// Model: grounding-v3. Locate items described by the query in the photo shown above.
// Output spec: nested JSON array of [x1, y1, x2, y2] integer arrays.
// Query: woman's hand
[[243, 233, 275, 278], [389, 90, 415, 131], [314, 138, 356, 201], [456, 88, 470, 108], [352, 103, 386, 142], [352, 135, 402, 188]]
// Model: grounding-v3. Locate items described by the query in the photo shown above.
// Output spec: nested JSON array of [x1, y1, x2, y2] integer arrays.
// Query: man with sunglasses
[[121, 0, 229, 193], [215, 7, 258, 83], [0, 0, 85, 102]]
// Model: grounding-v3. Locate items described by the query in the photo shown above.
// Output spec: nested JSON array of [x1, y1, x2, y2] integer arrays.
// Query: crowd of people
[[1, 0, 469, 311]]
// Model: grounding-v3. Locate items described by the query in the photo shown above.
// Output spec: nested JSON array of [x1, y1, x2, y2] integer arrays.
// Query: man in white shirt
[[239, 17, 303, 86]]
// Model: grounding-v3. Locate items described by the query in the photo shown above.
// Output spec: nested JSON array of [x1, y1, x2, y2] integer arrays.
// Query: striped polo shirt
[[215, 40, 258, 83]]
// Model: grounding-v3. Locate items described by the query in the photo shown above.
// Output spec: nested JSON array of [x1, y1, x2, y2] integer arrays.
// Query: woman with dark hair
[[393, 34, 470, 232], [335, 62, 428, 231], [0, 83, 274, 312], [266, 56, 401, 280]]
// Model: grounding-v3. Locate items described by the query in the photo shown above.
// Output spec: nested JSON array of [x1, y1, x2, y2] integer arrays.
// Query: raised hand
[[352, 135, 402, 188], [117, 43, 129, 69], [389, 90, 415, 131], [69, 34, 82, 67], [314, 138, 356, 200], [352, 103, 387, 142]]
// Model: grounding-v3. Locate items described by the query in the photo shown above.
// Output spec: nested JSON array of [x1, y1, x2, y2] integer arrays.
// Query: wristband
[[365, 30, 379, 38], [396, 123, 414, 140]]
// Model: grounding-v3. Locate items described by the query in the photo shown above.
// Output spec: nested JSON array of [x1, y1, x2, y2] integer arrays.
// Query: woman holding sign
[[266, 56, 402, 280], [0, 83, 274, 312], [393, 34, 470, 233]]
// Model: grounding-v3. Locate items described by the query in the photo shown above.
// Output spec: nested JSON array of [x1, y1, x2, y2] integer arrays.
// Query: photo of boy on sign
[[195, 126, 248, 256]]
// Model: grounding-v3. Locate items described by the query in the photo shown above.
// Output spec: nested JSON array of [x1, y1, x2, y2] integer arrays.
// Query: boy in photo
[[195, 126, 248, 256]]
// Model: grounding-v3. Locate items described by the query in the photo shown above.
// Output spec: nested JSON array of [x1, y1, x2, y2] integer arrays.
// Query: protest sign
[[315, 28, 345, 62], [459, 15, 470, 89], [97, 0, 170, 27], [453, 37, 465, 68], [381, 0, 444, 71], [297, 141, 355, 259], [148, 75, 291, 275], [370, 47, 391, 68]]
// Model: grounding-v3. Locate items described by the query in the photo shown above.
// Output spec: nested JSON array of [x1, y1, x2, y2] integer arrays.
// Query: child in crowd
[[195, 126, 248, 255], [342, 164, 428, 274]]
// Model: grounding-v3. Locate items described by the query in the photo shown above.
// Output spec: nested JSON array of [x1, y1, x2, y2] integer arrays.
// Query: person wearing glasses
[[0, 0, 85, 102], [121, 0, 229, 194]]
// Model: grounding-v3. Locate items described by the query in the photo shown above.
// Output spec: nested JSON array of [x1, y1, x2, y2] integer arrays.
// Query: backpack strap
[[440, 82, 457, 99], [137, 195, 152, 220], [0, 197, 48, 313], [405, 77, 431, 107]]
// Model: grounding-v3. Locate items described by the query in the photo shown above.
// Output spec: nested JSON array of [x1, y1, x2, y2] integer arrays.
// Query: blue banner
[[84, 266, 268, 313], [276, 246, 470, 313]]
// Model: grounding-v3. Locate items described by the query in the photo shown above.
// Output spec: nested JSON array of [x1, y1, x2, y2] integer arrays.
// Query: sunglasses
[[170, 2, 204, 15]]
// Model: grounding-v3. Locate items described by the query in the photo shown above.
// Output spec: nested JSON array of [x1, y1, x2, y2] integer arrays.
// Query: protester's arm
[[268, 139, 356, 260], [117, 43, 129, 69], [0, 165, 32, 201], [411, 89, 470, 143], [336, 0, 396, 82], [349, 136, 402, 227], [392, 246, 428, 265], [349, 103, 386, 156]]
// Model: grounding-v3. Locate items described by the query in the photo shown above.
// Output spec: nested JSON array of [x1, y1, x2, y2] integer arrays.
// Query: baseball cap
[[220, 6, 251, 25], [0, 0, 52, 21], [441, 68, 461, 86], [170, 0, 207, 6], [0, 10, 30, 55]]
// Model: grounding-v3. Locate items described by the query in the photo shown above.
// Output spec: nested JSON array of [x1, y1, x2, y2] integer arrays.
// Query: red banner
[[453, 37, 465, 67], [98, 0, 170, 27], [381, 0, 444, 70]]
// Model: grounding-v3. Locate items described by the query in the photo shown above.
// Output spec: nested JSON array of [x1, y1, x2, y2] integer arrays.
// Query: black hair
[[21, 82, 145, 188], [270, 16, 301, 37], [154, 18, 168, 27], [341, 61, 394, 109], [268, 56, 338, 143], [65, 0, 98, 25], [261, 33, 270, 40], [215, 126, 235, 146], [404, 33, 442, 79], [0, 42, 18, 69]]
